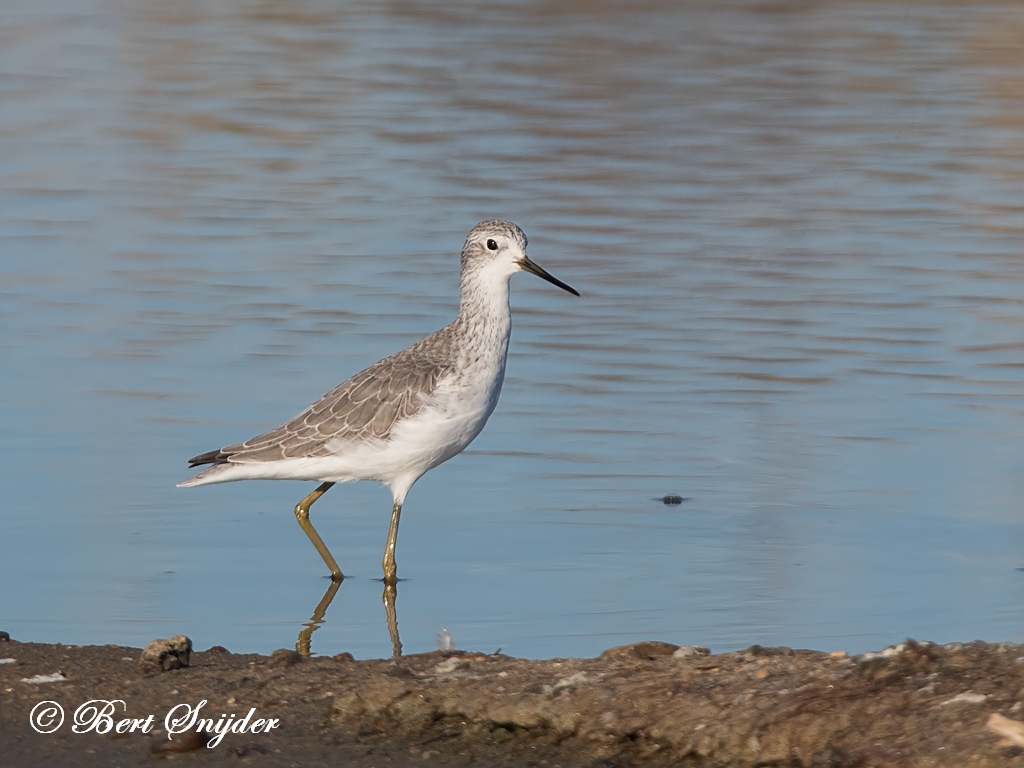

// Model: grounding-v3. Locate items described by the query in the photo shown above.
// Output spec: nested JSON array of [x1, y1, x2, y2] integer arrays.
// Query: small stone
[[672, 646, 710, 659], [432, 657, 463, 675], [941, 691, 987, 706], [989, 713, 1024, 748], [830, 650, 848, 659], [151, 727, 209, 754], [0, 631, 10, 642], [601, 641, 679, 661], [548, 672, 587, 692], [204, 645, 229, 654], [139, 635, 192, 674], [270, 649, 303, 666], [744, 645, 793, 657], [20, 672, 67, 684], [333, 652, 355, 663], [858, 643, 906, 662]]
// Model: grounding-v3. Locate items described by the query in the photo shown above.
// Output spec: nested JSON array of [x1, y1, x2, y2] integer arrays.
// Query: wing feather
[[187, 328, 456, 467]]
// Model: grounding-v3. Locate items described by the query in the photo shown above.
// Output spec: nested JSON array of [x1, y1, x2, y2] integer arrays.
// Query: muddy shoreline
[[2, 632, 1023, 767]]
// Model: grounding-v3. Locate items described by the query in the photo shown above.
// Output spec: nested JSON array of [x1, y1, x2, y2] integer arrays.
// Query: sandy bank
[[2, 633, 1023, 766]]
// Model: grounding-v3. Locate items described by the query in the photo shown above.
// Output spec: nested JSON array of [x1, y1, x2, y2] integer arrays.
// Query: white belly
[[318, 369, 502, 500]]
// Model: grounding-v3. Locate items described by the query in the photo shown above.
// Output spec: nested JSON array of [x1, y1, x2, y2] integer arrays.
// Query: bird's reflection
[[294, 577, 403, 658], [295, 578, 342, 657], [382, 580, 402, 657]]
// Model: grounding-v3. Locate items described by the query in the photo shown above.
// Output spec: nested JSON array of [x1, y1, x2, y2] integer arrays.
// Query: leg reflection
[[295, 577, 343, 657], [382, 581, 402, 658]]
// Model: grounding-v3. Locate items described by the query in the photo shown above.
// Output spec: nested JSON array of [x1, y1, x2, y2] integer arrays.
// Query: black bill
[[519, 256, 580, 297]]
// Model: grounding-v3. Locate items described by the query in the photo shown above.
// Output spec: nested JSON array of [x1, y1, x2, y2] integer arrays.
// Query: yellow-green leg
[[382, 501, 402, 585], [294, 482, 343, 581]]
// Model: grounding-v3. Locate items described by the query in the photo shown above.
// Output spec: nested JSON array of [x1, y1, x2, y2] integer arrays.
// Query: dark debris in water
[[658, 495, 690, 505]]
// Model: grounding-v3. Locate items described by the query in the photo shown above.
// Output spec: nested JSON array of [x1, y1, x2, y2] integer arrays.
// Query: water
[[3, 0, 1024, 660]]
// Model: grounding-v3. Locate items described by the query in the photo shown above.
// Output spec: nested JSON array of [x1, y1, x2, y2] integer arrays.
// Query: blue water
[[2, 0, 1024, 659]]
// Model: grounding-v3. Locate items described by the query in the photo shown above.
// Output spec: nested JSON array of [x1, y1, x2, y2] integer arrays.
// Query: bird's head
[[460, 220, 579, 296]]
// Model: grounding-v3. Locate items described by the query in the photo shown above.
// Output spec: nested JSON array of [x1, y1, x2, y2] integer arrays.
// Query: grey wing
[[191, 350, 452, 467]]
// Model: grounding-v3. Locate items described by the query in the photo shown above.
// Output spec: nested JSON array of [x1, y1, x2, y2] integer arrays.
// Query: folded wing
[[188, 343, 454, 467]]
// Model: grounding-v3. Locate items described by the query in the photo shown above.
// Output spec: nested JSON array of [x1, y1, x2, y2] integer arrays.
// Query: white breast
[[309, 349, 505, 503], [320, 282, 512, 501]]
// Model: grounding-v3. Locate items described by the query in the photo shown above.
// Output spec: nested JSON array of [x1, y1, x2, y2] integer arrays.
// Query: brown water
[[2, 0, 1024, 658]]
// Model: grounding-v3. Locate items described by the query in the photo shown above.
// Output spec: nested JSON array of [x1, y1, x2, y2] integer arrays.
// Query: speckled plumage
[[185, 221, 529, 469], [178, 220, 577, 581], [188, 333, 457, 465]]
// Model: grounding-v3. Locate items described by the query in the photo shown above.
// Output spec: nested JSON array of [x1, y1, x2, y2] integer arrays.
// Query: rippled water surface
[[3, 0, 1024, 659]]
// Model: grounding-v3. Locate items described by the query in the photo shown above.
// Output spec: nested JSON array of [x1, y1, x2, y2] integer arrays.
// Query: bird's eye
[[486, 239, 498, 251]]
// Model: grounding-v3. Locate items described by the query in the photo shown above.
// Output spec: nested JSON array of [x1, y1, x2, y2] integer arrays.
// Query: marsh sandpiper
[[179, 220, 578, 584]]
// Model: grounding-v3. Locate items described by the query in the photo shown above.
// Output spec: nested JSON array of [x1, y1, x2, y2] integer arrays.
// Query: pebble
[[20, 672, 67, 684], [151, 727, 209, 754], [988, 713, 1024, 748], [601, 641, 679, 661], [857, 643, 907, 662], [672, 646, 711, 659], [941, 692, 987, 706], [139, 635, 192, 674], [433, 657, 464, 675], [270, 649, 303, 667]]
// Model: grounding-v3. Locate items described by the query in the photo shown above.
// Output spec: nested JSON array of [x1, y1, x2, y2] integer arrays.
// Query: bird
[[178, 220, 578, 585]]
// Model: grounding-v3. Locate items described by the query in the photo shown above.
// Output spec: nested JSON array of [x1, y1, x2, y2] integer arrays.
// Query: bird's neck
[[456, 270, 512, 352], [459, 268, 511, 323]]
